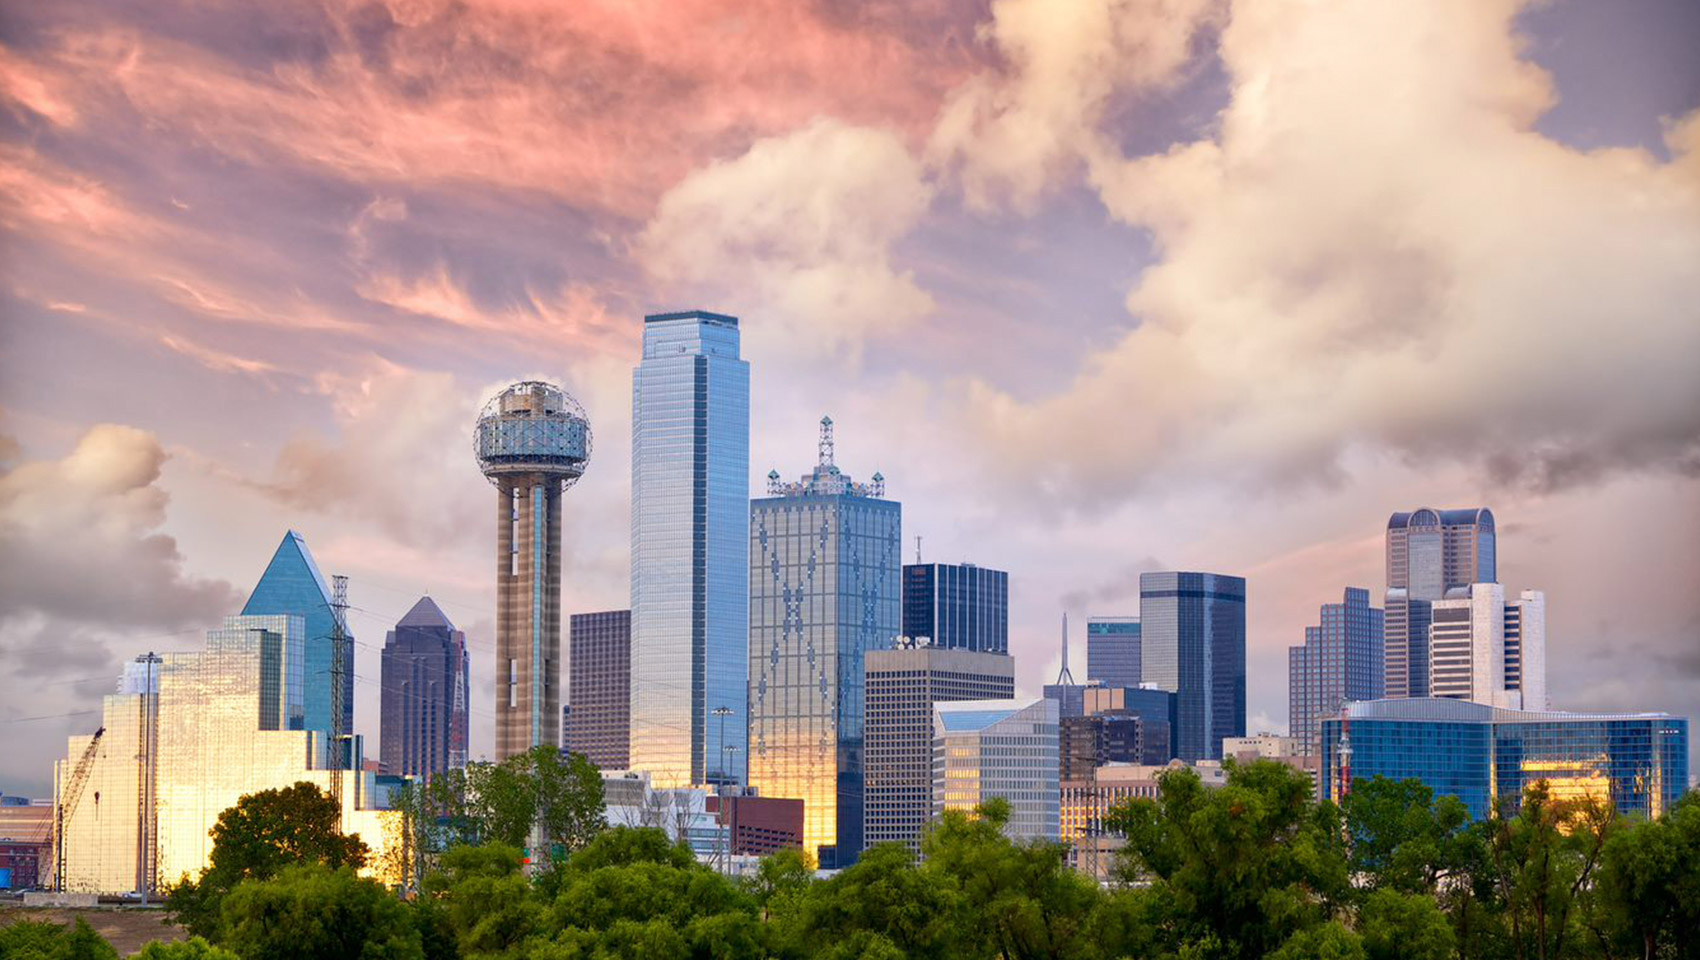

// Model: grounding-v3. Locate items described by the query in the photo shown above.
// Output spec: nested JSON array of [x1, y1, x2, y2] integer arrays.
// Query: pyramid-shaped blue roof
[[242, 530, 332, 612]]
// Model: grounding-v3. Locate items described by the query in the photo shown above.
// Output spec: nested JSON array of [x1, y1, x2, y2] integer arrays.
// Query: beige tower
[[476, 382, 591, 761]]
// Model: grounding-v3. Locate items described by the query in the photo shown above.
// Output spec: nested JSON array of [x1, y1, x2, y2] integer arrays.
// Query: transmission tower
[[331, 574, 350, 813]]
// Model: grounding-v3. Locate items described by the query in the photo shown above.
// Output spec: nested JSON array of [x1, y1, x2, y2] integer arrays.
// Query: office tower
[[901, 562, 1009, 653], [1086, 617, 1141, 689], [1084, 685, 1175, 763], [1288, 588, 1384, 754], [933, 697, 1061, 842], [241, 531, 352, 744], [56, 616, 396, 893], [1322, 699, 1688, 820], [749, 417, 900, 868], [1428, 583, 1547, 710], [631, 311, 750, 788], [475, 381, 592, 762], [565, 609, 632, 769], [1503, 590, 1547, 712], [705, 793, 806, 856], [1384, 508, 1495, 698], [1140, 571, 1247, 761], [379, 597, 470, 779], [865, 645, 1015, 852], [1059, 713, 1145, 782]]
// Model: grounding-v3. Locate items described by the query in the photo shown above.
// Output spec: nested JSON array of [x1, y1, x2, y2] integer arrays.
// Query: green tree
[[1484, 781, 1617, 960], [0, 918, 119, 960], [1358, 889, 1455, 960], [1103, 759, 1351, 960], [922, 798, 1103, 960], [132, 938, 240, 960], [778, 842, 965, 960], [745, 847, 815, 921], [1590, 790, 1700, 960], [220, 864, 422, 960], [1342, 777, 1477, 893], [420, 843, 541, 957], [163, 780, 370, 939], [1267, 922, 1366, 960]]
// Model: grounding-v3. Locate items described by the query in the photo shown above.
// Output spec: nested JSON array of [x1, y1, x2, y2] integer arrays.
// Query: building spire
[[1055, 611, 1077, 686], [818, 415, 835, 467]]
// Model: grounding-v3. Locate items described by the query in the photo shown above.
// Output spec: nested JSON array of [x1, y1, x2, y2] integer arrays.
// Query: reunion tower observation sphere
[[474, 379, 591, 761], [474, 380, 592, 487]]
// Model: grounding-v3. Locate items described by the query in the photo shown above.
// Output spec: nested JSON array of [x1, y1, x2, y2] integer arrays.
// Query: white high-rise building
[[933, 697, 1060, 842], [1428, 584, 1546, 710]]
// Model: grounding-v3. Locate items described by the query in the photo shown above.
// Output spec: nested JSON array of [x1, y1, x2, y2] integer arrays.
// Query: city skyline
[[4, 0, 1700, 798]]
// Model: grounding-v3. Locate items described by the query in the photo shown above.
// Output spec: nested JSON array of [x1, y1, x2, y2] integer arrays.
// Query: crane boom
[[53, 726, 105, 892]]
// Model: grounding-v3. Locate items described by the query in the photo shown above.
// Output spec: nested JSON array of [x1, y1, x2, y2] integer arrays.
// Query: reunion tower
[[475, 381, 591, 761]]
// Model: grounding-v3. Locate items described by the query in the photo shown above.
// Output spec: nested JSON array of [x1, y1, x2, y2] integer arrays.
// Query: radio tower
[[330, 574, 349, 811], [1055, 612, 1076, 685], [475, 381, 592, 761]]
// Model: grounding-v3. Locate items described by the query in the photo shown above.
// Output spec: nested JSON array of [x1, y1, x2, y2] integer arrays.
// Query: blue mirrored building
[[1321, 698, 1688, 820], [241, 531, 351, 747], [901, 562, 1008, 654], [630, 311, 750, 788], [1139, 571, 1246, 761]]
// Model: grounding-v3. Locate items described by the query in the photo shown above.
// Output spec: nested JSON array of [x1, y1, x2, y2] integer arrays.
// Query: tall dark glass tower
[[631, 311, 749, 788], [564, 609, 631, 769], [749, 417, 900, 868], [1139, 571, 1246, 761], [242, 531, 351, 743], [901, 562, 1008, 653], [379, 597, 470, 778], [1085, 617, 1141, 689]]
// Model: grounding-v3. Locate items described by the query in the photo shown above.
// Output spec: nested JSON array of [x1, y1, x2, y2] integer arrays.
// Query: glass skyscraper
[[630, 311, 750, 788], [240, 531, 351, 746], [748, 418, 900, 868], [1139, 571, 1246, 761], [1085, 617, 1141, 689], [901, 562, 1008, 653], [1384, 508, 1495, 698], [1288, 588, 1384, 755], [1321, 698, 1688, 820], [379, 597, 469, 779]]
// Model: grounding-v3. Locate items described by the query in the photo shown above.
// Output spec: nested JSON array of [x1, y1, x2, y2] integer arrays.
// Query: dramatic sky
[[3, 0, 1698, 797]]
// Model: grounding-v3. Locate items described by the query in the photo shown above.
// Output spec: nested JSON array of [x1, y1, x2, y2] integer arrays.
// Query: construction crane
[[53, 726, 104, 892]]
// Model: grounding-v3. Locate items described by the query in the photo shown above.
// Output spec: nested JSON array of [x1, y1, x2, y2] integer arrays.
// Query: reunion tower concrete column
[[476, 381, 591, 762]]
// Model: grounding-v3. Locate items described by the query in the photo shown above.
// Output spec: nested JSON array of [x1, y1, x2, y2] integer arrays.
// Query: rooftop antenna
[[915, 536, 923, 565], [818, 416, 835, 467], [1054, 612, 1076, 685]]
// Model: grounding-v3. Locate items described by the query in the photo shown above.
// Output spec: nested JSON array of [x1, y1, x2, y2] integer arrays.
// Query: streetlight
[[712, 706, 734, 787]]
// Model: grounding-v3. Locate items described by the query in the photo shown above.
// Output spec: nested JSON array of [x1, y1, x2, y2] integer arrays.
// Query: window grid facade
[[864, 647, 1015, 852], [1384, 508, 1495, 699], [380, 597, 469, 780], [1288, 588, 1384, 755], [1085, 617, 1141, 690], [749, 439, 900, 869], [901, 563, 1009, 654], [933, 698, 1060, 842], [564, 609, 632, 769], [1139, 572, 1246, 761]]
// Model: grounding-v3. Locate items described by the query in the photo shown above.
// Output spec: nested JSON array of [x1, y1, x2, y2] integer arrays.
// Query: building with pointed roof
[[933, 697, 1060, 842], [380, 596, 470, 778], [241, 531, 353, 745]]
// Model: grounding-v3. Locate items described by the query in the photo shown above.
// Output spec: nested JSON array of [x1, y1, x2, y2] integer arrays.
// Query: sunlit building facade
[[864, 644, 1014, 852], [1321, 698, 1688, 820], [1288, 588, 1384, 754], [630, 311, 750, 788], [749, 418, 900, 868], [55, 617, 397, 894], [1140, 571, 1246, 761], [1428, 583, 1547, 710], [934, 697, 1060, 843]]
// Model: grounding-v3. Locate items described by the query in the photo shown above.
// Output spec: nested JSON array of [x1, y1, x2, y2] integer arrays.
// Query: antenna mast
[[1054, 612, 1076, 685], [818, 416, 835, 467], [330, 574, 349, 813]]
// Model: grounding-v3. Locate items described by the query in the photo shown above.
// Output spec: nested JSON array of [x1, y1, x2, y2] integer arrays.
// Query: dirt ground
[[0, 905, 187, 956]]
